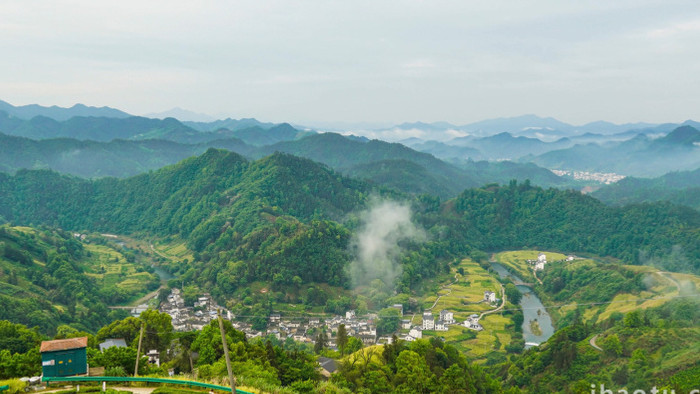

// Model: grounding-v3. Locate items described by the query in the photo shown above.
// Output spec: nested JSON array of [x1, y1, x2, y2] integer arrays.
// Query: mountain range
[[0, 99, 130, 121], [2, 98, 700, 185]]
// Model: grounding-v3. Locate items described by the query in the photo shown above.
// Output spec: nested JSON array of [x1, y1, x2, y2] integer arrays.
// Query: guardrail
[[41, 376, 253, 394]]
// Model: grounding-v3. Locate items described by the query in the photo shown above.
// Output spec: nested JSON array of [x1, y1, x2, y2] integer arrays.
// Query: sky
[[2, 0, 700, 127]]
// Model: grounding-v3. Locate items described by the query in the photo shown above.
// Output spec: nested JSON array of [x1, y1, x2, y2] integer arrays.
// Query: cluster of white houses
[[158, 288, 232, 332], [527, 253, 576, 271], [403, 290, 500, 341], [155, 287, 502, 346]]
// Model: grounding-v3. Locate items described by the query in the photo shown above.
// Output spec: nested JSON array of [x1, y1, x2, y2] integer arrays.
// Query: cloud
[[349, 199, 426, 290]]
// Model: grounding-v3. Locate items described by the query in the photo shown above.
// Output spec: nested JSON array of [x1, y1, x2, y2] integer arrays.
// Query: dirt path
[[533, 269, 543, 285], [658, 271, 682, 292], [479, 284, 506, 319], [427, 274, 459, 311], [589, 334, 603, 351]]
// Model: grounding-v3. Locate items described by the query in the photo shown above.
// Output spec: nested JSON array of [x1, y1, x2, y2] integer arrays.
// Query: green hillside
[[0, 226, 158, 333], [498, 299, 700, 393], [593, 167, 700, 210]]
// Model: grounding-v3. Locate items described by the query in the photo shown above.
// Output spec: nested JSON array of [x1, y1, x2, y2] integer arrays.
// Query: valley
[[0, 108, 698, 392]]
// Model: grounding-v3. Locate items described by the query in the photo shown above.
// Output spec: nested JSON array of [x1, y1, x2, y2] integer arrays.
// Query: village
[[134, 252, 579, 349], [149, 286, 505, 348]]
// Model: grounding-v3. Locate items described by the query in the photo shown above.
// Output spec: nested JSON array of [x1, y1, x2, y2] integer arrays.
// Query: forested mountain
[[0, 132, 216, 178], [592, 167, 700, 210], [254, 132, 577, 197], [0, 147, 699, 391], [0, 126, 579, 198], [0, 112, 198, 142], [498, 298, 700, 393], [0, 100, 130, 121], [450, 133, 575, 160], [0, 226, 155, 333], [0, 111, 308, 146], [531, 126, 700, 176], [0, 150, 698, 297], [184, 117, 278, 132], [451, 183, 699, 272]]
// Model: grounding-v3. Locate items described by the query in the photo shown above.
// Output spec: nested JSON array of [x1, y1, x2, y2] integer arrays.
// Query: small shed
[[40, 337, 88, 377]]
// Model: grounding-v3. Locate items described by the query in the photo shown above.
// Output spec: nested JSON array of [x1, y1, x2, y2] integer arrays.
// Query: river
[[152, 265, 175, 281], [490, 262, 555, 347]]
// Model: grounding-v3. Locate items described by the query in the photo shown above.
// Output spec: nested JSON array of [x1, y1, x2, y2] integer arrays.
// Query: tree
[[393, 350, 434, 393], [505, 284, 521, 305], [140, 309, 173, 353], [336, 324, 348, 356], [314, 330, 328, 354], [601, 334, 622, 357], [376, 308, 401, 335], [624, 310, 643, 328], [191, 320, 246, 366], [346, 336, 363, 354]]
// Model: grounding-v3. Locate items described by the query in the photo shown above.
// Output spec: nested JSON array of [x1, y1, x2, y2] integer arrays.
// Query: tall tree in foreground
[[336, 324, 348, 355]]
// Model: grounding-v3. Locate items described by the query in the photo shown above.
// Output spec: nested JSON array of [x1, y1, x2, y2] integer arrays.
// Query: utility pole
[[134, 321, 145, 376], [218, 309, 236, 393]]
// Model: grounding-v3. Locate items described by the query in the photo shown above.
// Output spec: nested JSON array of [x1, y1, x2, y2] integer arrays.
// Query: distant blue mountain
[[0, 99, 131, 121]]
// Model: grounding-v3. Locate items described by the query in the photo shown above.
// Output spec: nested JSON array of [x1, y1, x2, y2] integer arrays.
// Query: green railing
[[41, 376, 253, 394]]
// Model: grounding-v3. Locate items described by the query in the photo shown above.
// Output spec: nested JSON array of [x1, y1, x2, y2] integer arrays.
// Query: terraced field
[[421, 258, 512, 361]]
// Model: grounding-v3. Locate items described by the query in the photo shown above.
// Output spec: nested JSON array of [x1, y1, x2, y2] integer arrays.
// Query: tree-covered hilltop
[[497, 298, 700, 393], [451, 182, 699, 272], [0, 131, 251, 178], [592, 167, 700, 210], [0, 226, 162, 333], [0, 150, 698, 294]]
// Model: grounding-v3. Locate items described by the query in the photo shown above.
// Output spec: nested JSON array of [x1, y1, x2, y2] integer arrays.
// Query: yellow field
[[584, 268, 698, 324], [460, 314, 512, 357], [153, 239, 195, 262], [83, 243, 156, 295], [494, 250, 568, 281], [419, 258, 513, 360], [424, 258, 501, 319]]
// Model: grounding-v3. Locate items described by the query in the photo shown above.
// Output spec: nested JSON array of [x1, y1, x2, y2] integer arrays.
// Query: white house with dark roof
[[435, 320, 448, 331], [484, 291, 497, 303], [439, 309, 455, 324], [422, 312, 434, 330]]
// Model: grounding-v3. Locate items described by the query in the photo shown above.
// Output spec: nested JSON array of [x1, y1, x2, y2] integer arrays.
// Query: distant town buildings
[[550, 169, 625, 184]]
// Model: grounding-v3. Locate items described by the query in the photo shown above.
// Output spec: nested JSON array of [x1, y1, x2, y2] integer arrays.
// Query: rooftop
[[40, 337, 88, 353]]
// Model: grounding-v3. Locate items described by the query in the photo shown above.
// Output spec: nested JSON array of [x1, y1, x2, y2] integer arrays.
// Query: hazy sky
[[3, 0, 700, 126]]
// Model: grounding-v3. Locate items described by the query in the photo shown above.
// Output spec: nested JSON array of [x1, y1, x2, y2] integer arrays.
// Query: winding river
[[490, 263, 555, 347]]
